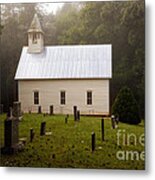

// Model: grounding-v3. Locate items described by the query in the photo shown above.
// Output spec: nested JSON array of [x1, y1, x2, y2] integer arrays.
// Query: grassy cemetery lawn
[[0, 114, 145, 169]]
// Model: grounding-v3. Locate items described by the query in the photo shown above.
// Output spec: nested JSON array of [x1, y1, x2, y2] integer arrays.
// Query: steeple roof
[[28, 13, 43, 33]]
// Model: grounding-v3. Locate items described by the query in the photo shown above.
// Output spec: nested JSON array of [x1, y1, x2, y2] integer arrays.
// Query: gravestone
[[0, 104, 3, 114], [40, 122, 46, 136], [1, 117, 20, 154], [49, 105, 53, 115], [13, 101, 21, 119], [101, 118, 104, 141], [73, 106, 77, 121], [91, 132, 96, 152], [38, 106, 42, 114]]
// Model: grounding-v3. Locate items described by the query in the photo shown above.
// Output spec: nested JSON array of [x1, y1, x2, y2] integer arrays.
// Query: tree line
[[0, 1, 145, 118]]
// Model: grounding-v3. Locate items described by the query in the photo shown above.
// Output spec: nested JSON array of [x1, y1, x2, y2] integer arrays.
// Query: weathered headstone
[[13, 101, 21, 118], [73, 106, 77, 121], [1, 117, 19, 154], [111, 115, 115, 129], [77, 110, 80, 121], [101, 118, 104, 141], [91, 132, 96, 152], [0, 104, 3, 114], [40, 122, 46, 136], [38, 106, 42, 114], [49, 105, 53, 115], [30, 128, 35, 142]]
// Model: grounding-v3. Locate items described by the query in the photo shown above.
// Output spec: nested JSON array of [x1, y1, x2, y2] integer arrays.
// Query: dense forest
[[0, 1, 145, 117]]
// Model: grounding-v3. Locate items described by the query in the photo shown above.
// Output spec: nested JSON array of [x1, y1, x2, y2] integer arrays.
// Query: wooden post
[[40, 122, 46, 136], [49, 105, 53, 115], [101, 118, 104, 141], [77, 110, 80, 121], [30, 128, 34, 142], [91, 132, 96, 152], [73, 106, 77, 121], [38, 106, 42, 114]]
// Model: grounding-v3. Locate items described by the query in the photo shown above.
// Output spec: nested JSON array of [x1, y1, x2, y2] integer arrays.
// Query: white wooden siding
[[18, 79, 110, 115]]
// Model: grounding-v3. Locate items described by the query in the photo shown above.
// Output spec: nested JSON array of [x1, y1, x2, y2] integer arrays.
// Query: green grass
[[0, 114, 145, 169]]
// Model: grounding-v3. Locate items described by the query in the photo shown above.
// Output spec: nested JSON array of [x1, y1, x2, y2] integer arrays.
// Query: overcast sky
[[41, 3, 64, 14]]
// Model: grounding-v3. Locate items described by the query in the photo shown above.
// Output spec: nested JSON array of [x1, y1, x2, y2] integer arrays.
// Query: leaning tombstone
[[40, 121, 46, 136]]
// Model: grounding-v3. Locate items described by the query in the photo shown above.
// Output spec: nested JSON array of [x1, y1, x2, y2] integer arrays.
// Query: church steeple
[[27, 14, 44, 53]]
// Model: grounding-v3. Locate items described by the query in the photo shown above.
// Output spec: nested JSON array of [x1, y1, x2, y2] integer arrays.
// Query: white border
[[0, 0, 154, 179]]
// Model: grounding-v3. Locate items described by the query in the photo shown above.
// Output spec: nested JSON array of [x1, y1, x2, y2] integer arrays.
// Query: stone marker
[[49, 105, 53, 115], [30, 128, 34, 142], [91, 132, 96, 152], [101, 118, 104, 141], [38, 106, 42, 114], [0, 104, 3, 114], [40, 121, 46, 136], [1, 117, 20, 154], [13, 101, 21, 118], [73, 106, 77, 121], [77, 110, 80, 121]]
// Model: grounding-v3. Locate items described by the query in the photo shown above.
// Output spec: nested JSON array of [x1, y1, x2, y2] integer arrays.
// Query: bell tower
[[27, 14, 44, 53]]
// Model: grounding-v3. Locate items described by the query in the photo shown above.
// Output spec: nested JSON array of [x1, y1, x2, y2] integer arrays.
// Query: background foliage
[[112, 86, 141, 124], [0, 1, 145, 118]]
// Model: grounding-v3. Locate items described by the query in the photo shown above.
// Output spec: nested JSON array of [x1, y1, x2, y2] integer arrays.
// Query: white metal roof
[[15, 45, 112, 80]]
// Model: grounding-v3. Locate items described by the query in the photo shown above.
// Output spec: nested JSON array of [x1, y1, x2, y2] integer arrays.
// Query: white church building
[[15, 14, 112, 115]]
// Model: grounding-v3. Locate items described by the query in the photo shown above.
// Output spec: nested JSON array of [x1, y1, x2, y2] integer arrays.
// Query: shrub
[[112, 86, 141, 124]]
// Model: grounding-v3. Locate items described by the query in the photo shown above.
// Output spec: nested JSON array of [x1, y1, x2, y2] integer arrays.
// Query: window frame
[[87, 91, 92, 105], [60, 91, 66, 105], [34, 91, 39, 105]]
